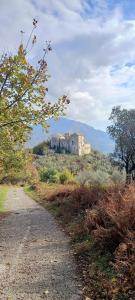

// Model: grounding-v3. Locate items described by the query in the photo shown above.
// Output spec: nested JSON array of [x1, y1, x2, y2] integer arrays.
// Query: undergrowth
[[25, 182, 135, 300], [0, 185, 9, 212]]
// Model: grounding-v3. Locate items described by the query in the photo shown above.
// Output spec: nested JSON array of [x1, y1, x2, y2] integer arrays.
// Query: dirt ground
[[0, 187, 82, 300]]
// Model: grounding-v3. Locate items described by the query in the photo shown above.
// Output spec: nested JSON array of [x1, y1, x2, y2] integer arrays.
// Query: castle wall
[[59, 138, 69, 152], [83, 144, 91, 155], [50, 133, 91, 156], [78, 135, 85, 156], [50, 137, 60, 149], [68, 134, 78, 155]]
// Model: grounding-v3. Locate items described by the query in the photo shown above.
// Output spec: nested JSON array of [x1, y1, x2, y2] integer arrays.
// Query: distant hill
[[27, 118, 114, 154]]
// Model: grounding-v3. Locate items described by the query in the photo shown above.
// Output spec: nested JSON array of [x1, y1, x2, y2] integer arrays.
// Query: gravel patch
[[0, 187, 82, 300]]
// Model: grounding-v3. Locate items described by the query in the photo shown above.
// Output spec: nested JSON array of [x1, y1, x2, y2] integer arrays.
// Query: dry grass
[[26, 182, 135, 299], [34, 182, 75, 201], [84, 184, 135, 298]]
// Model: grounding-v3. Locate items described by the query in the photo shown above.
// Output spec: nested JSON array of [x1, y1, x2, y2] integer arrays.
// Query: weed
[[0, 185, 9, 212]]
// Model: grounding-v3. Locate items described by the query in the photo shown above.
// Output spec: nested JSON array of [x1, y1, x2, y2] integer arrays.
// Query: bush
[[62, 186, 107, 215], [59, 169, 74, 184], [85, 185, 135, 250], [40, 168, 59, 183], [110, 169, 126, 185], [77, 170, 110, 186], [34, 150, 116, 177], [89, 170, 110, 186], [76, 170, 92, 186], [84, 184, 135, 293], [33, 141, 50, 155]]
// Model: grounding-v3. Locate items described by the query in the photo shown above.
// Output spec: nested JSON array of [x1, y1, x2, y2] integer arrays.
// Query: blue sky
[[1, 0, 135, 130]]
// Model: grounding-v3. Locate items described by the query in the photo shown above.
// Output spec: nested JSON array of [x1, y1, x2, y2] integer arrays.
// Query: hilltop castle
[[50, 133, 91, 156]]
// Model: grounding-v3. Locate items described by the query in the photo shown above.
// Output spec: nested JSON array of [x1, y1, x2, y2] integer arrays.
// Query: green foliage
[[0, 148, 26, 183], [39, 166, 74, 184], [89, 169, 110, 186], [76, 170, 92, 186], [0, 43, 68, 143], [35, 150, 115, 175], [76, 166, 125, 187], [77, 170, 110, 186], [40, 168, 59, 183], [33, 141, 50, 155], [95, 253, 116, 279], [0, 151, 39, 185], [108, 106, 135, 176], [0, 185, 9, 212], [0, 20, 69, 180], [35, 150, 126, 186], [59, 169, 74, 184], [110, 169, 126, 185]]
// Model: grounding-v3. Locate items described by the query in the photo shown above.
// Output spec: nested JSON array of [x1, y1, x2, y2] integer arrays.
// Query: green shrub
[[35, 151, 117, 179], [89, 170, 110, 186], [77, 170, 110, 186], [33, 141, 50, 155], [110, 169, 126, 185], [76, 170, 92, 186], [59, 169, 74, 184], [40, 168, 59, 183]]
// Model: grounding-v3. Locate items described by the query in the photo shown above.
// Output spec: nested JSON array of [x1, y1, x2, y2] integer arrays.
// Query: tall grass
[[0, 185, 9, 212]]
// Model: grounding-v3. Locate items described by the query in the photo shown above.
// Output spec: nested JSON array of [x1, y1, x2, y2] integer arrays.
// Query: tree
[[33, 141, 50, 155], [107, 106, 135, 182], [0, 19, 69, 179], [0, 20, 69, 141]]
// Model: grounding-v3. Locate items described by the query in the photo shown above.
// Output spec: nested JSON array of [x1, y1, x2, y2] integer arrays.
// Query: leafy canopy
[[107, 106, 135, 176], [0, 19, 69, 180]]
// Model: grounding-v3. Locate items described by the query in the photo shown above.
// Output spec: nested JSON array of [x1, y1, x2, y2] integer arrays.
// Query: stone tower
[[50, 133, 91, 156]]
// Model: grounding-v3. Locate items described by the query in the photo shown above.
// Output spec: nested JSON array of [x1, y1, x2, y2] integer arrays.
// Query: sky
[[1, 0, 135, 130]]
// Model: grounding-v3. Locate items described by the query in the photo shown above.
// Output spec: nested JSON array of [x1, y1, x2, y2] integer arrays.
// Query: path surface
[[0, 188, 82, 300]]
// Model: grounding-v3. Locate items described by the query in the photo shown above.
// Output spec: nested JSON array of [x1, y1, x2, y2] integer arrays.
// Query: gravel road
[[0, 187, 82, 300]]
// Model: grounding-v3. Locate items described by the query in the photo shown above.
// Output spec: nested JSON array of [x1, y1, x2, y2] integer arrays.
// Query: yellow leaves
[[0, 43, 68, 181], [111, 277, 117, 283], [18, 44, 26, 63], [7, 296, 13, 300]]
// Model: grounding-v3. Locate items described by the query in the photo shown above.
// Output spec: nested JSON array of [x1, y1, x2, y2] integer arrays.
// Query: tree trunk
[[126, 173, 132, 184], [125, 161, 132, 184]]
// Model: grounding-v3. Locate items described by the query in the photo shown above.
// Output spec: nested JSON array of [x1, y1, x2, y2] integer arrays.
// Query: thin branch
[[25, 19, 37, 53], [0, 117, 34, 128], [0, 72, 10, 96]]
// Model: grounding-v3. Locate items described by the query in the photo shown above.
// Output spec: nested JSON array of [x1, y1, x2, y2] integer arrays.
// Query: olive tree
[[107, 106, 135, 182]]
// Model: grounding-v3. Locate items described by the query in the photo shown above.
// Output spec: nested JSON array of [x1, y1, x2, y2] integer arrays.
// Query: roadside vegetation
[[0, 186, 9, 212], [26, 178, 135, 300], [33, 150, 126, 186], [24, 146, 134, 300]]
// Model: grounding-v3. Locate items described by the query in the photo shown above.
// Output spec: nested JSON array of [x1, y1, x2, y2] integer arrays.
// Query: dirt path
[[0, 188, 82, 300]]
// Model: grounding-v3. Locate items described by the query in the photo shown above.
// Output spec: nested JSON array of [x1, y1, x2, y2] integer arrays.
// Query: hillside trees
[[0, 19, 69, 180], [33, 141, 50, 155], [107, 106, 135, 181]]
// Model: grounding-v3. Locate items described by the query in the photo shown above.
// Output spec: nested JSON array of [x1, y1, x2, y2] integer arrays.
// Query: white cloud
[[0, 0, 135, 130]]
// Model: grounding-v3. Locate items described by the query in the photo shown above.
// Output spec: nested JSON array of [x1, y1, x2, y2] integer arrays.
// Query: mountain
[[27, 118, 114, 154]]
